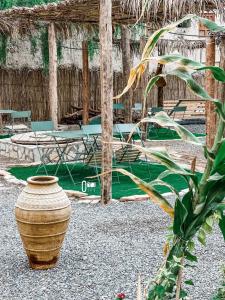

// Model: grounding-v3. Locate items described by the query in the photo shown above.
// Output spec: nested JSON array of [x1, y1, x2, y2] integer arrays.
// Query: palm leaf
[[114, 168, 174, 217], [143, 111, 202, 145], [115, 15, 225, 100]]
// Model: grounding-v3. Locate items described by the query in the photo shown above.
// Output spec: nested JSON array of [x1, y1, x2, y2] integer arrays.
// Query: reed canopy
[[0, 0, 224, 33]]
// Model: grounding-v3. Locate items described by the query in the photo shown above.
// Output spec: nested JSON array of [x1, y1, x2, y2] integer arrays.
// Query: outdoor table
[[46, 130, 87, 184]]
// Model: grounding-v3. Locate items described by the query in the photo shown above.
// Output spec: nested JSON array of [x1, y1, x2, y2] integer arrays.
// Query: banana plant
[[115, 15, 225, 299]]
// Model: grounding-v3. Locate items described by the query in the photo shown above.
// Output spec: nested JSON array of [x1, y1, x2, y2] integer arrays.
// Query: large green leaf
[[158, 54, 203, 69], [145, 111, 202, 145], [173, 199, 188, 237], [144, 75, 164, 97], [114, 168, 174, 217], [197, 17, 225, 33], [219, 213, 225, 241], [150, 179, 180, 199], [122, 143, 192, 177], [168, 67, 211, 99], [197, 66, 225, 82], [115, 15, 225, 100], [213, 139, 225, 172]]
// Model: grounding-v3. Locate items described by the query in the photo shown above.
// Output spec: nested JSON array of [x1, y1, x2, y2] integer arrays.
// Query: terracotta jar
[[15, 176, 71, 270]]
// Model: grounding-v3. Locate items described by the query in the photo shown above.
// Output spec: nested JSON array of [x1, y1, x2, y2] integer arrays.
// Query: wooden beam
[[99, 0, 113, 204], [82, 41, 90, 125], [205, 35, 216, 148], [48, 22, 58, 129], [121, 25, 133, 122]]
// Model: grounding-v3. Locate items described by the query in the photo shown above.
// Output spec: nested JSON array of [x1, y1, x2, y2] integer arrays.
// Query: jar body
[[15, 176, 71, 270]]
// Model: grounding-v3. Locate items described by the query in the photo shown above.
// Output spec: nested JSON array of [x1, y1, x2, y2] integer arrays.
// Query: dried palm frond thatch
[[0, 0, 224, 29]]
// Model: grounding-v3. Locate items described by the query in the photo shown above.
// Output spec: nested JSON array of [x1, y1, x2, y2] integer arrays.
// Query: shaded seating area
[[0, 110, 31, 134]]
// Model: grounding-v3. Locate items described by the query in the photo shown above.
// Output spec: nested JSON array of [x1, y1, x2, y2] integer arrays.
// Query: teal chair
[[113, 123, 151, 180], [113, 103, 125, 110], [132, 103, 142, 112], [5, 110, 31, 133], [148, 107, 164, 138], [31, 121, 55, 175], [170, 106, 187, 122], [88, 115, 101, 125], [31, 120, 54, 132]]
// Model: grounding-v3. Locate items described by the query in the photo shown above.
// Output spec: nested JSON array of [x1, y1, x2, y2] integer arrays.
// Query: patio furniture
[[31, 120, 54, 132], [31, 121, 55, 175], [46, 130, 86, 185], [89, 115, 101, 125], [132, 103, 142, 112], [148, 107, 165, 138], [170, 106, 187, 122], [0, 109, 16, 133], [148, 107, 164, 116], [114, 123, 143, 144], [113, 103, 125, 120], [5, 110, 31, 133], [113, 103, 125, 110], [82, 124, 102, 151], [114, 123, 151, 179]]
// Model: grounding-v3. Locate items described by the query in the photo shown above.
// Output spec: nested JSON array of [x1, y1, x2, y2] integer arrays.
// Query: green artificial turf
[[9, 162, 202, 199], [115, 128, 205, 141], [0, 134, 12, 139], [148, 127, 205, 141]]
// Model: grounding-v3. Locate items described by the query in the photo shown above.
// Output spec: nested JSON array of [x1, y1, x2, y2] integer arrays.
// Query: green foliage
[[213, 268, 225, 300], [30, 35, 38, 57], [115, 14, 225, 300], [0, 0, 60, 10], [57, 38, 63, 62], [40, 27, 63, 74], [40, 28, 49, 74], [0, 34, 7, 65], [87, 39, 99, 61]]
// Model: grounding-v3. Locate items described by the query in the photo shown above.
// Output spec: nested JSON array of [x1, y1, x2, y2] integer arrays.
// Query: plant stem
[[175, 256, 184, 300]]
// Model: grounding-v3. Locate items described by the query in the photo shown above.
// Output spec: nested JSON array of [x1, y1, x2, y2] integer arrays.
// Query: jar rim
[[27, 176, 59, 185]]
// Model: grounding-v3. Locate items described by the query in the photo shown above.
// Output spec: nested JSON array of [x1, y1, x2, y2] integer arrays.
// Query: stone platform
[[0, 133, 84, 162]]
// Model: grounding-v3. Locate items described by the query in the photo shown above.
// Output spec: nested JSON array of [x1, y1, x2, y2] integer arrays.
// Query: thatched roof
[[0, 0, 224, 26]]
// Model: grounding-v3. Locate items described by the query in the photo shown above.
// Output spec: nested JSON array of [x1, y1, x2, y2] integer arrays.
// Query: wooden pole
[[121, 25, 133, 122], [205, 35, 216, 147], [82, 41, 90, 125], [48, 22, 58, 129], [157, 48, 164, 107], [99, 0, 113, 204]]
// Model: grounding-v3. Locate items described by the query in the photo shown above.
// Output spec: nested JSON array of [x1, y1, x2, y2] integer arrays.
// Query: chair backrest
[[31, 121, 54, 132], [172, 106, 187, 112], [115, 145, 141, 163], [89, 115, 101, 125], [85, 150, 102, 166], [114, 123, 140, 134], [151, 107, 164, 114], [113, 103, 125, 110], [12, 111, 31, 120], [82, 124, 102, 136], [134, 103, 142, 110]]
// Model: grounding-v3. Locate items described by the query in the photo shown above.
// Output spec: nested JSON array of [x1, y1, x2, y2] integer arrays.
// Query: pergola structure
[[0, 0, 223, 204]]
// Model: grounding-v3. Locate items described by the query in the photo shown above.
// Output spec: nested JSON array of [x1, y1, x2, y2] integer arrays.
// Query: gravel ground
[[0, 180, 224, 300]]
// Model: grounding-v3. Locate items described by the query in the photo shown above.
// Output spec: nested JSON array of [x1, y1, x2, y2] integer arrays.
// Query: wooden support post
[[48, 22, 58, 129], [99, 0, 113, 204], [82, 41, 90, 125], [121, 25, 133, 122], [205, 35, 216, 147], [157, 48, 164, 107]]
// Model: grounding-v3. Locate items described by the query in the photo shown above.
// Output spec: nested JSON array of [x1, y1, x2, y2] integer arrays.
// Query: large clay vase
[[15, 176, 71, 270]]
